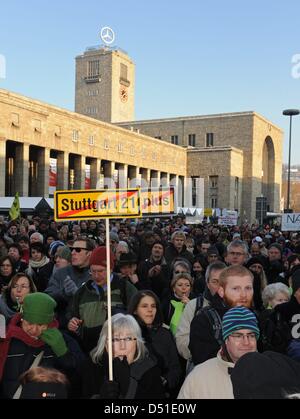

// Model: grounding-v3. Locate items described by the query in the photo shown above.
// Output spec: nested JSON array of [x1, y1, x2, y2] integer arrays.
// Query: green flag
[[9, 192, 20, 221]]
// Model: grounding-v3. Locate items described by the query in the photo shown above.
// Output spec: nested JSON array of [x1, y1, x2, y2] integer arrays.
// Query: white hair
[[262, 283, 290, 308], [29, 232, 44, 243], [90, 314, 147, 364]]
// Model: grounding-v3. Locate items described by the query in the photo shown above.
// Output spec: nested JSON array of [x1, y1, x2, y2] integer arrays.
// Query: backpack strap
[[194, 294, 205, 317], [204, 308, 223, 346]]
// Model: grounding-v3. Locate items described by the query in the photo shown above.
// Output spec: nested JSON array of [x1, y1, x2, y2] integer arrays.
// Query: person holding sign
[[67, 246, 137, 353], [80, 313, 165, 399]]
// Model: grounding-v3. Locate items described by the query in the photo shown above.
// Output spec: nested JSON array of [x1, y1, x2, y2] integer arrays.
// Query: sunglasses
[[70, 247, 88, 253]]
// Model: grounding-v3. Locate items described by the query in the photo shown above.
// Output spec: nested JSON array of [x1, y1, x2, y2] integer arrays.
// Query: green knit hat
[[22, 293, 57, 325]]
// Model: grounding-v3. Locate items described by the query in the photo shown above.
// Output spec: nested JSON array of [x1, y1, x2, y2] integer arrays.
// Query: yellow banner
[[54, 189, 141, 221]]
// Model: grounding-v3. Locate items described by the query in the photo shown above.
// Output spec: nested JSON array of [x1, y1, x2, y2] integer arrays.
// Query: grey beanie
[[110, 232, 119, 243], [56, 246, 72, 262]]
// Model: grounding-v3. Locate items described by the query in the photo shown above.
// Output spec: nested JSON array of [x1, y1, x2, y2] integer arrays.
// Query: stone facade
[[118, 112, 283, 222], [0, 89, 186, 200], [75, 48, 135, 123], [188, 146, 244, 213]]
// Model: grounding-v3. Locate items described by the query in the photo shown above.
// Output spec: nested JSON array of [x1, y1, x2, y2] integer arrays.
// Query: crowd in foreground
[[1, 214, 300, 399]]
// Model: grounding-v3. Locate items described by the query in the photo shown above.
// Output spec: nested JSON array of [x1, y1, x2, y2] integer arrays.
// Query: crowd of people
[[1, 214, 300, 399]]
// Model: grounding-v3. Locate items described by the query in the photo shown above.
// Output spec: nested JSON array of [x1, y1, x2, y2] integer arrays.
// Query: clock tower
[[75, 47, 135, 123]]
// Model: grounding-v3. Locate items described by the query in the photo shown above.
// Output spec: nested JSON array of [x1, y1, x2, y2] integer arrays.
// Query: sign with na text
[[282, 213, 300, 232]]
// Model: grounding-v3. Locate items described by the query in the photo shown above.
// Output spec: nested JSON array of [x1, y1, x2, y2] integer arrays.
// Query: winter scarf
[[0, 313, 58, 380], [28, 256, 50, 269], [26, 257, 50, 278]]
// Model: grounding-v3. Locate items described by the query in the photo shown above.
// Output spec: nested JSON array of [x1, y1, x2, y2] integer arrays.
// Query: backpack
[[194, 294, 205, 317], [186, 303, 223, 375], [194, 295, 223, 346], [260, 310, 292, 353]]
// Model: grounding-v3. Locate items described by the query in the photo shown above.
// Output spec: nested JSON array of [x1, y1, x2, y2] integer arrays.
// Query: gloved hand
[[40, 328, 68, 358], [113, 356, 130, 396], [99, 380, 120, 399], [63, 276, 78, 297]]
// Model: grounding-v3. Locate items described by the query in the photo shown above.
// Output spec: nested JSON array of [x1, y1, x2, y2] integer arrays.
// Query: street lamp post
[[282, 109, 300, 213]]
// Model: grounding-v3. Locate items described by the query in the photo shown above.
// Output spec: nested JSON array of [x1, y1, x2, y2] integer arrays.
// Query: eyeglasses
[[89, 268, 106, 275], [228, 252, 245, 257], [1, 264, 12, 268], [70, 247, 88, 253], [111, 337, 137, 343], [12, 285, 30, 290], [230, 332, 257, 342]]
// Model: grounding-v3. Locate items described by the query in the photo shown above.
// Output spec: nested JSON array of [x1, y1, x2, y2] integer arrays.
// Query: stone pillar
[[103, 161, 116, 188], [15, 143, 29, 197], [57, 152, 69, 191], [170, 175, 180, 208], [140, 168, 151, 190], [184, 177, 193, 207], [74, 155, 85, 190], [36, 148, 50, 197], [128, 166, 141, 188], [160, 173, 170, 188], [90, 158, 101, 189], [0, 139, 5, 196], [118, 164, 128, 189], [151, 171, 161, 189]]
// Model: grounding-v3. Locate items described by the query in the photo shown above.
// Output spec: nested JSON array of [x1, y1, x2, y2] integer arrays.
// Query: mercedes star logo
[[100, 27, 115, 46]]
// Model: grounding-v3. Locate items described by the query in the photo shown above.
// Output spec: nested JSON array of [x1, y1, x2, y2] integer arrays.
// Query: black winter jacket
[[80, 354, 165, 399], [189, 293, 228, 366]]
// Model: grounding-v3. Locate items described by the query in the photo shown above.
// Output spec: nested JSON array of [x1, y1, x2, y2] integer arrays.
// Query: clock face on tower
[[120, 87, 128, 103]]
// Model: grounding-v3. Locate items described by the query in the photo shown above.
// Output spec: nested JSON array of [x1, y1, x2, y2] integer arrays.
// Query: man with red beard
[[189, 265, 254, 366]]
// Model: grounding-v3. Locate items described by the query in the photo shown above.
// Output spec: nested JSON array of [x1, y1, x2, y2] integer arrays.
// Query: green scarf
[[170, 300, 185, 335]]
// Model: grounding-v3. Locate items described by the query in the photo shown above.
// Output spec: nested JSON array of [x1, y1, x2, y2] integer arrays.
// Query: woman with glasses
[[127, 290, 182, 398], [0, 273, 37, 323], [80, 313, 165, 399], [0, 256, 16, 293]]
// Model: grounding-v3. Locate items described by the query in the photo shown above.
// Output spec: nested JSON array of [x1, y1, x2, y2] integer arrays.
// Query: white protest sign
[[218, 214, 238, 226], [282, 213, 300, 232]]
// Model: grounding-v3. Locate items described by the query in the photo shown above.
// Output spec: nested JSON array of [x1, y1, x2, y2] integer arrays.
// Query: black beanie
[[231, 351, 300, 399], [245, 256, 267, 271], [268, 243, 282, 254]]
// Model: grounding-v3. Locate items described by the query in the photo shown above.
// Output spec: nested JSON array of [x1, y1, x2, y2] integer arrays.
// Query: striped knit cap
[[222, 306, 260, 341]]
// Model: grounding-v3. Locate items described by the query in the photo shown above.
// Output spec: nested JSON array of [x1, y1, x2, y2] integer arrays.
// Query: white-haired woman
[[262, 283, 290, 310], [259, 283, 291, 353], [80, 314, 165, 399]]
